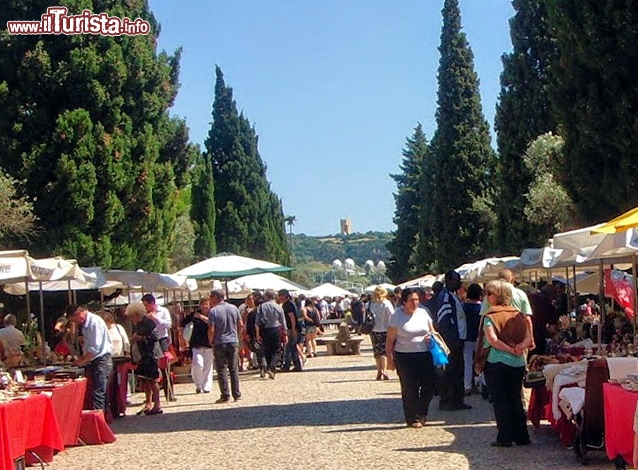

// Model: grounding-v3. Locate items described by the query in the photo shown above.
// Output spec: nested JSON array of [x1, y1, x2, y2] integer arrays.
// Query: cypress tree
[[190, 150, 217, 259], [206, 66, 290, 264], [0, 0, 193, 270], [387, 123, 429, 283], [494, 0, 558, 253], [547, 1, 638, 223], [428, 0, 496, 271]]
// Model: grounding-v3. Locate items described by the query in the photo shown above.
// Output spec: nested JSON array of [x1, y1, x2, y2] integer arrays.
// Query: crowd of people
[[0, 268, 598, 449]]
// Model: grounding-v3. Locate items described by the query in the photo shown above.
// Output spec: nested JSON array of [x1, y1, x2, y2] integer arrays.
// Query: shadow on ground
[[394, 422, 619, 470], [114, 397, 407, 434]]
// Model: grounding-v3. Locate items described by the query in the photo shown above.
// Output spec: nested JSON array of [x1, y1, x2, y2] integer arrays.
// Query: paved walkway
[[51, 336, 622, 470]]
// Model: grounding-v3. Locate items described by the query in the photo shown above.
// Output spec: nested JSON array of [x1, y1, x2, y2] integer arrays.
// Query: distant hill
[[291, 231, 391, 266]]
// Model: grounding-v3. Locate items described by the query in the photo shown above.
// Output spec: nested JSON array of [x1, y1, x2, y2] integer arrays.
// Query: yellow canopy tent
[[591, 206, 638, 234]]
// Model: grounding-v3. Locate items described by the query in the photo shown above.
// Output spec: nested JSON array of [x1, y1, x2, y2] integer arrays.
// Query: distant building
[[340, 218, 352, 235]]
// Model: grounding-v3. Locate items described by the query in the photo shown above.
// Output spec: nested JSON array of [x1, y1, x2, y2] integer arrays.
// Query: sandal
[[136, 407, 151, 416], [144, 408, 164, 416]]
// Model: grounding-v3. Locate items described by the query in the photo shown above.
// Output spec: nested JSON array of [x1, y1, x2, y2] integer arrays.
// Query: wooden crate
[[172, 365, 192, 384]]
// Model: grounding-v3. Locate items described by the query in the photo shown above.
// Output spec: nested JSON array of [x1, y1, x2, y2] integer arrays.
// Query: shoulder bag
[[359, 305, 376, 334]]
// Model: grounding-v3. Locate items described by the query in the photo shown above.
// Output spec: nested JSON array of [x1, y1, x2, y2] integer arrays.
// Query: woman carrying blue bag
[[386, 287, 439, 428]]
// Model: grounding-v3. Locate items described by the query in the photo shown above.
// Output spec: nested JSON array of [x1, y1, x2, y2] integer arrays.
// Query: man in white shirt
[[0, 314, 25, 367], [142, 294, 172, 352], [66, 305, 113, 411]]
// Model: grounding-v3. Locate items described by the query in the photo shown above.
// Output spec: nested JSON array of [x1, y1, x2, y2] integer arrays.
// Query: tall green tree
[[0, 0, 193, 270], [494, 0, 558, 253], [205, 66, 290, 265], [387, 123, 429, 283], [547, 0, 638, 224], [427, 0, 496, 271], [190, 150, 216, 259]]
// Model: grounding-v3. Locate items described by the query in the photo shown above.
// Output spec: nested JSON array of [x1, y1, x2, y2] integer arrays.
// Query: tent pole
[[564, 267, 570, 313], [633, 253, 637, 350], [572, 265, 577, 314], [67, 279, 72, 305], [39, 281, 46, 364], [598, 260, 604, 353], [25, 280, 31, 319]]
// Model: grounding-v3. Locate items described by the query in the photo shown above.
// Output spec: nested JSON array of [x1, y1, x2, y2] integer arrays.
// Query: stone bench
[[317, 338, 363, 355]]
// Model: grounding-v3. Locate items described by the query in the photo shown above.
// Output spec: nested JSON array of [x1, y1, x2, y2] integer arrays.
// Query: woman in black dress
[[126, 301, 163, 415]]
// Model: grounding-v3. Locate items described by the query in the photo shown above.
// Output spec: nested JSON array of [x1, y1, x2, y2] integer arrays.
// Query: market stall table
[[603, 382, 638, 467], [0, 393, 64, 470], [24, 379, 88, 465], [50, 379, 87, 446]]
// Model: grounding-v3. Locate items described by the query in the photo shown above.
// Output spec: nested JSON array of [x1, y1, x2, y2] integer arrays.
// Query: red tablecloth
[[528, 385, 577, 447], [0, 393, 64, 470], [24, 380, 88, 465], [603, 383, 638, 464], [50, 379, 87, 446], [79, 410, 116, 445]]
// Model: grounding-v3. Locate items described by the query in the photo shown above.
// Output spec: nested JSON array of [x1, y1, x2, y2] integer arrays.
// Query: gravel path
[[50, 336, 622, 470]]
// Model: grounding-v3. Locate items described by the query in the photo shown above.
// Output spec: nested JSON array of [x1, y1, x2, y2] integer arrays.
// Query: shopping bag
[[182, 322, 194, 342], [430, 334, 449, 367]]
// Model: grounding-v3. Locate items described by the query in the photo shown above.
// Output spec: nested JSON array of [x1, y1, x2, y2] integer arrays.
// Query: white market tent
[[310, 283, 352, 299], [363, 282, 397, 294], [175, 253, 294, 298], [226, 273, 312, 299], [175, 253, 293, 279], [552, 223, 608, 263], [453, 256, 520, 283], [585, 228, 638, 261], [0, 250, 100, 359], [104, 269, 197, 292], [397, 274, 438, 290], [3, 266, 107, 295]]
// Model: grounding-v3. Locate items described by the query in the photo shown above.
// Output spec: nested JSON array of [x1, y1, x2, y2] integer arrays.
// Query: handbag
[[359, 306, 375, 335], [430, 334, 449, 367], [131, 342, 142, 364], [182, 322, 194, 342], [430, 331, 450, 356]]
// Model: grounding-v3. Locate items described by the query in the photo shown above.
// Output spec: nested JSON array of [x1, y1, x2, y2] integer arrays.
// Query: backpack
[[359, 306, 375, 334]]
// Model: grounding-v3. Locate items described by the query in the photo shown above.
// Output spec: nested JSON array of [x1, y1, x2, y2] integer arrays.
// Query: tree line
[[387, 0, 638, 283], [0, 0, 290, 271]]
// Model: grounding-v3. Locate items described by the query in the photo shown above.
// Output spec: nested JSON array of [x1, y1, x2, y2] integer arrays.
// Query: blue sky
[[148, 1, 515, 236]]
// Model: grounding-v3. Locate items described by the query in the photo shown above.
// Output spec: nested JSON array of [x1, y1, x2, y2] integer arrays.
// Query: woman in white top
[[386, 287, 437, 428], [100, 311, 130, 356], [368, 286, 395, 380]]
